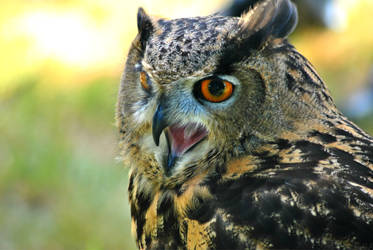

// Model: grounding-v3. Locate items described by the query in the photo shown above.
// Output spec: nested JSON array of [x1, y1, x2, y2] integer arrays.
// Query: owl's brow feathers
[[216, 0, 298, 74], [136, 1, 297, 78]]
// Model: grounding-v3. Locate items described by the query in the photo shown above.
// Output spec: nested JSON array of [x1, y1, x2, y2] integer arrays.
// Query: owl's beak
[[152, 103, 208, 174], [152, 103, 168, 146]]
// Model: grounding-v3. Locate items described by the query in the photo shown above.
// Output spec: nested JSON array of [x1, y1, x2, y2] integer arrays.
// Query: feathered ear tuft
[[215, 0, 298, 74], [237, 0, 298, 48], [137, 7, 155, 50]]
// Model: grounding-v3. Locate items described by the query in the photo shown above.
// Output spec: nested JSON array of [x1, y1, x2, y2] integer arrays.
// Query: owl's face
[[118, 2, 299, 184]]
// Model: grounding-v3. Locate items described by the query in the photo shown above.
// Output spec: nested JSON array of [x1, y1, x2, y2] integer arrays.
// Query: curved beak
[[152, 103, 168, 146], [151, 101, 208, 175]]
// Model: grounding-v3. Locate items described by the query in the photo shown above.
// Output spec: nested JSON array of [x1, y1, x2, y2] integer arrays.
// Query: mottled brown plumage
[[117, 0, 373, 249]]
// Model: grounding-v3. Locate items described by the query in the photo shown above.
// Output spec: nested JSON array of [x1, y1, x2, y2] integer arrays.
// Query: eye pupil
[[208, 79, 226, 97], [196, 77, 234, 103]]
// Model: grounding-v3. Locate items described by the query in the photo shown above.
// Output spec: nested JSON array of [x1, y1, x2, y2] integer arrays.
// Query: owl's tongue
[[167, 123, 208, 157]]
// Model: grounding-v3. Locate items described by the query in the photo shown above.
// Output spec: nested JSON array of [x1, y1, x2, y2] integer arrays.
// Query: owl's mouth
[[152, 104, 208, 173], [167, 123, 208, 153], [160, 123, 208, 172], [165, 123, 208, 172]]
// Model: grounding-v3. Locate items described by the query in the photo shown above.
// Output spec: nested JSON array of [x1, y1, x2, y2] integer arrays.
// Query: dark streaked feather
[[137, 7, 154, 51], [216, 0, 298, 74], [220, 0, 261, 17]]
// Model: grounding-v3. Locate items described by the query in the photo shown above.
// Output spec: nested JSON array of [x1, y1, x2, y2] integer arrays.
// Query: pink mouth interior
[[167, 123, 208, 156]]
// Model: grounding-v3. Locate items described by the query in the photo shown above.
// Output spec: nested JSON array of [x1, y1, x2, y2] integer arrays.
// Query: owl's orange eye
[[200, 78, 234, 103], [140, 71, 151, 91]]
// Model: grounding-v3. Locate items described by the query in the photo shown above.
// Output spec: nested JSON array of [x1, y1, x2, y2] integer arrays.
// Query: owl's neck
[[246, 42, 341, 142]]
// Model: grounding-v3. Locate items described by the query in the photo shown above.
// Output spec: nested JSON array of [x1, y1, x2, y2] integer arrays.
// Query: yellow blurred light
[[21, 10, 112, 67], [0, 0, 227, 93]]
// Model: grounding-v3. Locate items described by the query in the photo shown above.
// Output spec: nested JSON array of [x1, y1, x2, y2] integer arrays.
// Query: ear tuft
[[216, 0, 298, 74], [237, 0, 298, 48], [137, 7, 154, 50]]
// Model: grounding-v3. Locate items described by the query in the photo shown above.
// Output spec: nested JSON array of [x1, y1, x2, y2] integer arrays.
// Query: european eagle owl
[[117, 0, 373, 249]]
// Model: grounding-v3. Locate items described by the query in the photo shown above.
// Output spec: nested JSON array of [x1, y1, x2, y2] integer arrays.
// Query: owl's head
[[117, 0, 331, 185]]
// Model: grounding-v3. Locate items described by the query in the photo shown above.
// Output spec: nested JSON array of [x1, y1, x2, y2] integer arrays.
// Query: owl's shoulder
[[205, 116, 373, 248]]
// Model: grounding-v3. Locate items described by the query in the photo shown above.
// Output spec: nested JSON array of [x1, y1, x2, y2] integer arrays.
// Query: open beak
[[152, 103, 208, 173]]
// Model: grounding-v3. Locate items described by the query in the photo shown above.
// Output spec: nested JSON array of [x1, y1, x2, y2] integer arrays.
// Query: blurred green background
[[0, 0, 372, 249]]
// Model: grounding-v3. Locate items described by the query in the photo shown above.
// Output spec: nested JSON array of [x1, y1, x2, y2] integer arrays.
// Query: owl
[[117, 0, 373, 249]]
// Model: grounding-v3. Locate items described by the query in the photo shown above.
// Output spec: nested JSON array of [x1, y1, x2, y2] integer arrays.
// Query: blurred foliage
[[0, 79, 136, 249], [0, 0, 372, 249], [291, 0, 373, 135]]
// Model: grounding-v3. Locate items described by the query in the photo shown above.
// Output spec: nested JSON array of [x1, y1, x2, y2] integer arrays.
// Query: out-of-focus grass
[[0, 79, 136, 250]]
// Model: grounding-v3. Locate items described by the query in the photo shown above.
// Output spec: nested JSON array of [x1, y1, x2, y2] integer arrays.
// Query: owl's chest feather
[[129, 169, 218, 249], [129, 132, 373, 249]]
